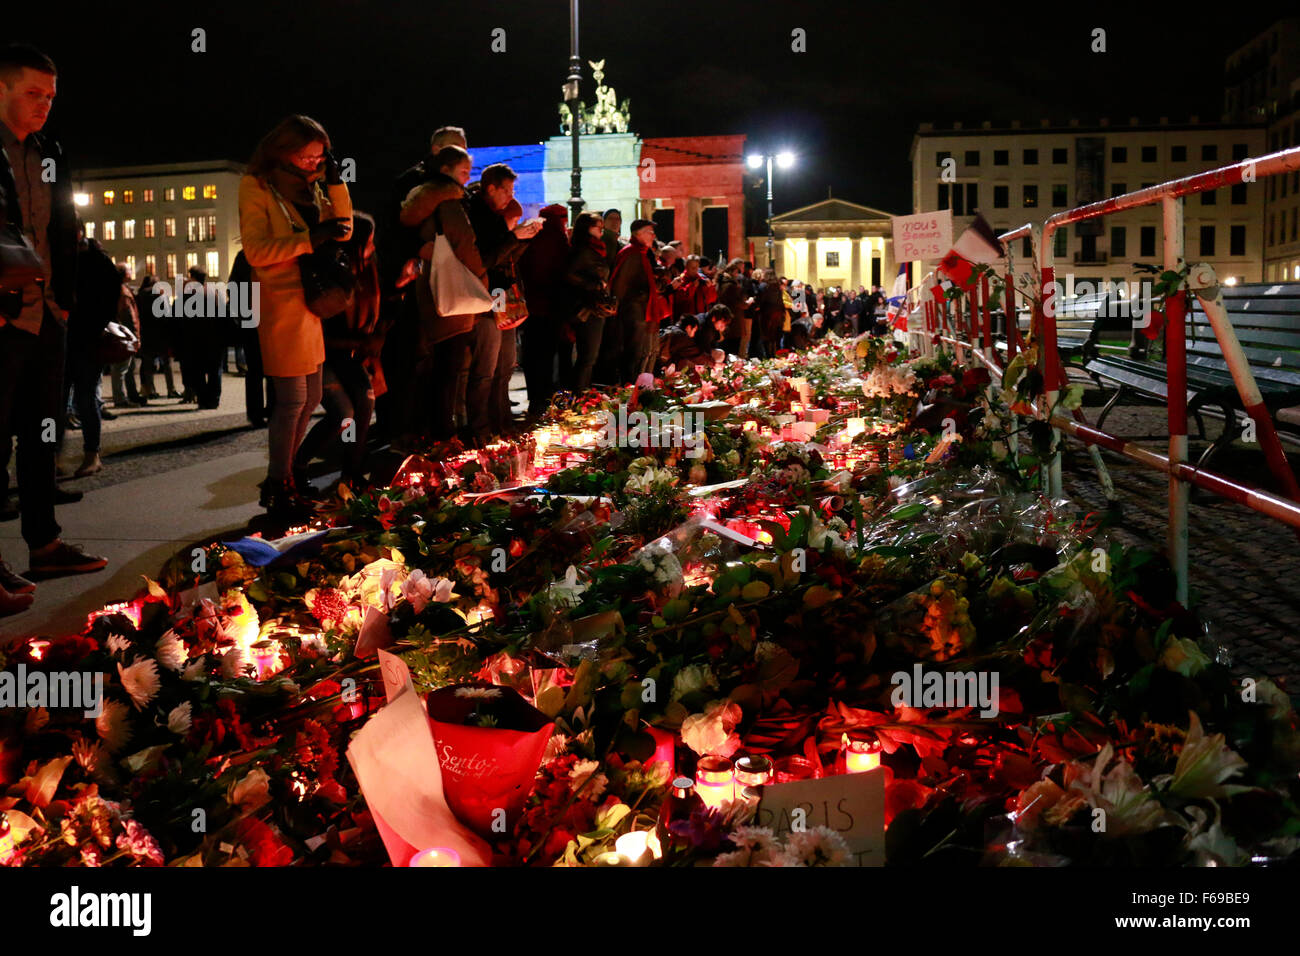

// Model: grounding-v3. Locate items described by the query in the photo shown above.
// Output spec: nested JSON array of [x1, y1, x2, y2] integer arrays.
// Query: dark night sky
[[7, 1, 1291, 227]]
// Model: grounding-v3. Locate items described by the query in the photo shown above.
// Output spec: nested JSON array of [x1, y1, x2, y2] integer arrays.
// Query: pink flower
[[115, 818, 164, 866]]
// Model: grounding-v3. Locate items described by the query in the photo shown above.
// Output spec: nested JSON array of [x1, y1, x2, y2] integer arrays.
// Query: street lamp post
[[747, 151, 794, 269], [564, 0, 584, 224]]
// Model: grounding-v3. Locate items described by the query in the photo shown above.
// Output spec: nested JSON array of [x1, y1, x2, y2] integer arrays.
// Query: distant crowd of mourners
[[0, 41, 896, 614]]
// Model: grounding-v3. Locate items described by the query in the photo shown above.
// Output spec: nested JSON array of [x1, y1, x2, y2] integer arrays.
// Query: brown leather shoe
[[27, 540, 109, 578]]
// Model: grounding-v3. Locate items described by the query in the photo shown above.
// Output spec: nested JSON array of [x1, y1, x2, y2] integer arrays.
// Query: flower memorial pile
[[3, 331, 1299, 868]]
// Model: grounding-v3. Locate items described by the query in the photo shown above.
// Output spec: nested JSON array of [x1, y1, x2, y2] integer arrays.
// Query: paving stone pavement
[[1064, 388, 1300, 699]]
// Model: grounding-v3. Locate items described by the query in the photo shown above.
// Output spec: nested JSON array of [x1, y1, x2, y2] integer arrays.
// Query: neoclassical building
[[753, 197, 900, 288]]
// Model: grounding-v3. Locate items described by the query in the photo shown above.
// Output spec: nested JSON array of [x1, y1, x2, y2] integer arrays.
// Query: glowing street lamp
[[747, 151, 796, 268]]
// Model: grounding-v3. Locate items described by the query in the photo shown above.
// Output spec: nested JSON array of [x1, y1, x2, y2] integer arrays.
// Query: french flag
[[886, 264, 909, 330], [938, 214, 1004, 286]]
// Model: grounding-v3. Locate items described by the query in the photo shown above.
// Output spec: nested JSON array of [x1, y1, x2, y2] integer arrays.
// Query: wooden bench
[[994, 292, 1111, 370], [1085, 282, 1300, 466]]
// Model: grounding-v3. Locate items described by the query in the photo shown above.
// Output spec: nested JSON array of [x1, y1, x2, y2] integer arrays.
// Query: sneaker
[[75, 453, 103, 477], [0, 560, 36, 594], [53, 487, 84, 504], [0, 585, 34, 617], [27, 540, 108, 577], [100, 409, 118, 421]]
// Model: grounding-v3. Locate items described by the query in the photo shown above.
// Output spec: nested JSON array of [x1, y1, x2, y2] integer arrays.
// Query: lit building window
[[145, 253, 157, 276], [84, 221, 95, 239], [186, 252, 199, 271], [166, 253, 178, 277], [164, 217, 176, 238], [102, 190, 115, 205], [206, 250, 220, 277], [825, 251, 840, 267], [102, 220, 116, 240], [143, 189, 154, 202], [206, 214, 217, 239], [182, 186, 197, 200], [202, 184, 218, 199], [123, 219, 135, 239], [164, 187, 175, 201], [124, 255, 136, 277], [144, 219, 155, 238], [187, 216, 198, 242], [123, 189, 134, 204], [74, 192, 90, 207]]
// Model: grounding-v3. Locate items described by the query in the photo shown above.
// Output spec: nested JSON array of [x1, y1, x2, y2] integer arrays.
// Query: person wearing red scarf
[[604, 219, 670, 383]]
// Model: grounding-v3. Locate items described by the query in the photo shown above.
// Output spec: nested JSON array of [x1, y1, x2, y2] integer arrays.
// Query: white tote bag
[[429, 233, 494, 316]]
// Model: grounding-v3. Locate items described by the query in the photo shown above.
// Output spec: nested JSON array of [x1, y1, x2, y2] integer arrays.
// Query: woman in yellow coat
[[238, 114, 352, 516]]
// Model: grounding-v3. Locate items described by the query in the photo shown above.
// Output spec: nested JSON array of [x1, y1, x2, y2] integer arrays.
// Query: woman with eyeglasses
[[238, 114, 352, 518]]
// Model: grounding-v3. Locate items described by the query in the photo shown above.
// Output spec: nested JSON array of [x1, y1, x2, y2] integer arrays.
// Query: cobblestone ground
[[1065, 388, 1300, 699]]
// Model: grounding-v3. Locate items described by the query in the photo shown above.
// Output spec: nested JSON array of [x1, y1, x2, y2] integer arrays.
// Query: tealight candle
[[734, 754, 774, 788], [790, 402, 804, 417], [594, 851, 630, 866], [409, 847, 461, 867], [695, 756, 735, 810], [614, 830, 654, 866], [742, 420, 758, 433], [846, 417, 866, 437], [843, 730, 882, 773]]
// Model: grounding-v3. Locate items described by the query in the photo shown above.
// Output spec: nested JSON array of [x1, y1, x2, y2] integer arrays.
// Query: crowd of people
[[0, 40, 901, 615]]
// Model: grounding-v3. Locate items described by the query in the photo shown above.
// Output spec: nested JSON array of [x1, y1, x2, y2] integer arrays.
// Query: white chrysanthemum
[[166, 702, 193, 736], [117, 656, 161, 711], [221, 646, 253, 680], [453, 686, 503, 699], [181, 658, 207, 682], [779, 826, 853, 867], [569, 759, 608, 800], [106, 633, 132, 655], [155, 630, 188, 672], [96, 699, 132, 752]]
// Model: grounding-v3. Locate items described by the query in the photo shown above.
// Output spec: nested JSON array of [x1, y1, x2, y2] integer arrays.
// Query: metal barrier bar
[[1162, 195, 1190, 604], [1051, 414, 1300, 530]]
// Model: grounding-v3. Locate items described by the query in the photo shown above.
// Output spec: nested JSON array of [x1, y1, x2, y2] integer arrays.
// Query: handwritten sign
[[754, 770, 885, 866], [892, 210, 953, 262], [376, 647, 414, 704]]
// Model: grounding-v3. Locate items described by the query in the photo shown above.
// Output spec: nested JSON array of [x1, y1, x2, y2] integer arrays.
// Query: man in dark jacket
[[0, 43, 107, 614], [464, 163, 539, 442], [601, 208, 623, 272], [517, 203, 569, 419], [604, 219, 667, 384]]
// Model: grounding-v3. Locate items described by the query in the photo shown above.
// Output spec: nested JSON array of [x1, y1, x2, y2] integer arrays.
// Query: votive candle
[[843, 730, 882, 773], [695, 755, 735, 810]]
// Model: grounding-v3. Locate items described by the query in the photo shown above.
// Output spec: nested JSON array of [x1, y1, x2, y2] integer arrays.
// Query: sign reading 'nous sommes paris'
[[892, 210, 953, 262]]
